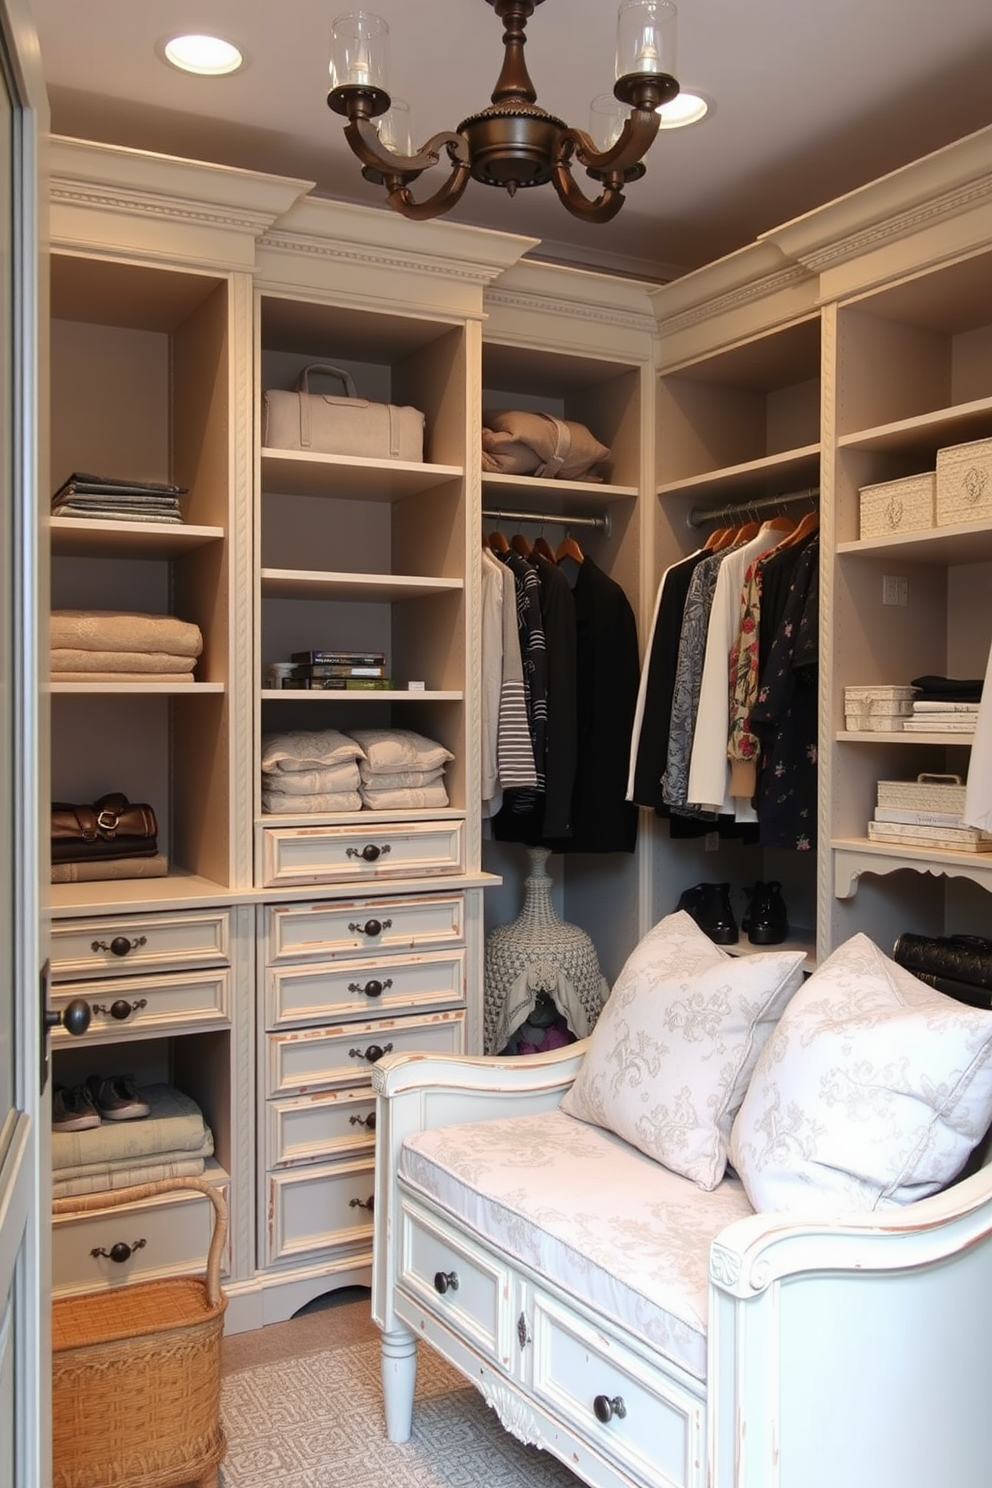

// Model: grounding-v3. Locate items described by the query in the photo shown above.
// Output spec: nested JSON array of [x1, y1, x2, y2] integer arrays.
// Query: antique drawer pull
[[349, 1042, 393, 1063], [433, 1270, 458, 1295], [349, 1111, 376, 1130], [593, 1394, 627, 1424], [346, 843, 392, 863], [348, 918, 393, 937], [91, 935, 147, 958], [349, 1195, 375, 1213], [348, 977, 393, 999], [90, 1238, 147, 1265], [91, 997, 148, 1021]]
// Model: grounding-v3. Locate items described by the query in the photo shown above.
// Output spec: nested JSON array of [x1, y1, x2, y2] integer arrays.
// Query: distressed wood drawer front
[[261, 819, 465, 887], [266, 1009, 465, 1097], [51, 967, 231, 1042], [399, 1200, 513, 1368], [266, 949, 466, 1029], [265, 1087, 378, 1169], [529, 1289, 704, 1488], [265, 1156, 376, 1267], [51, 910, 230, 982], [264, 893, 465, 963], [51, 1175, 230, 1295]]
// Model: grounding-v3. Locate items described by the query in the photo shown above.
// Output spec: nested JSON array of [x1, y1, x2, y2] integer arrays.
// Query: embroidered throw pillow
[[260, 729, 365, 773], [730, 933, 992, 1215], [346, 729, 454, 775], [561, 911, 806, 1189]]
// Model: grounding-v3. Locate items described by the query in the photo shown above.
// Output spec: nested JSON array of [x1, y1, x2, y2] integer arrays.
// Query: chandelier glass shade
[[327, 0, 680, 224]]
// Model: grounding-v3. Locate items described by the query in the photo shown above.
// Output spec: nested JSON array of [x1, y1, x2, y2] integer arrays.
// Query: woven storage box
[[859, 472, 935, 538], [936, 436, 992, 526], [844, 684, 917, 731], [52, 1177, 227, 1488], [876, 773, 967, 814]]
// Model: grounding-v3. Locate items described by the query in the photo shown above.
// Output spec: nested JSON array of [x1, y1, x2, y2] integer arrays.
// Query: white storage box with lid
[[858, 472, 935, 538], [875, 773, 967, 814], [844, 684, 917, 731], [935, 436, 992, 526]]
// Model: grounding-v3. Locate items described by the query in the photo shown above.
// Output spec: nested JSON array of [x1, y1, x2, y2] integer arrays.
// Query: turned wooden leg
[[380, 1324, 417, 1442]]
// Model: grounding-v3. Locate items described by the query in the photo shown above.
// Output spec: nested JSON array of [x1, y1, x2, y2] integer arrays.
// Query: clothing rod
[[687, 487, 820, 530], [483, 507, 611, 536]]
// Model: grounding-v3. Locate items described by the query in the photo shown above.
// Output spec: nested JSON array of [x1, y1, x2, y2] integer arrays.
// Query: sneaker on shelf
[[52, 1083, 101, 1132], [86, 1074, 151, 1121]]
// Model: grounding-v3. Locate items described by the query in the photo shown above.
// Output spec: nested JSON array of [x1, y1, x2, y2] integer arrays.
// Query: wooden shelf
[[259, 569, 463, 601], [837, 518, 992, 565], [657, 445, 820, 504], [837, 730, 974, 745], [838, 395, 992, 457], [833, 839, 992, 897], [260, 688, 462, 702], [261, 448, 462, 501], [482, 471, 638, 513], [50, 517, 224, 558], [51, 681, 224, 694]]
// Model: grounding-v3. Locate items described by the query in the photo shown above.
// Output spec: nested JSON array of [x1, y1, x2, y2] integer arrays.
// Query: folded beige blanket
[[51, 1083, 207, 1169], [52, 1127, 214, 1183], [51, 672, 195, 683], [262, 788, 362, 814], [260, 761, 361, 795], [52, 1156, 207, 1199], [360, 783, 449, 810], [52, 648, 196, 673], [51, 610, 203, 657]]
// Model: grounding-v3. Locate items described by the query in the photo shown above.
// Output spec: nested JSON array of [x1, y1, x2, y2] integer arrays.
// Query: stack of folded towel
[[261, 729, 364, 813], [350, 729, 453, 810], [51, 610, 203, 682], [51, 1082, 214, 1199]]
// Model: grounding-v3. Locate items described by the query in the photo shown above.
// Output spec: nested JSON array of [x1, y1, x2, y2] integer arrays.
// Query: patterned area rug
[[220, 1336, 582, 1488]]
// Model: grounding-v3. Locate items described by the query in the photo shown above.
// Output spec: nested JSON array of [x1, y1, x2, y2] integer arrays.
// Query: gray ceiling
[[32, 0, 992, 280]]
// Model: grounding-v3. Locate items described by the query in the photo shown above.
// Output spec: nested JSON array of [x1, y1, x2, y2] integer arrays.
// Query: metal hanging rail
[[482, 507, 612, 536], [687, 487, 820, 530]]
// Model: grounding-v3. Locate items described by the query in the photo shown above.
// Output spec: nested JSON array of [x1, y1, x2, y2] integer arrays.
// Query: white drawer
[[266, 949, 466, 1029], [264, 1155, 376, 1267], [529, 1289, 704, 1488], [51, 1172, 230, 1295], [264, 892, 465, 963], [261, 818, 465, 887], [399, 1199, 515, 1368], [265, 1087, 377, 1168], [266, 1009, 465, 1097], [51, 967, 231, 1042], [51, 910, 230, 982]]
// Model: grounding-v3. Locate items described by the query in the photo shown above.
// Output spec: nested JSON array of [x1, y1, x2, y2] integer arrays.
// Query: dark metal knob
[[593, 1395, 627, 1423], [349, 1042, 393, 1063], [348, 978, 392, 998], [47, 998, 92, 1037], [91, 1238, 146, 1264], [434, 1270, 458, 1295], [345, 843, 392, 862], [92, 997, 147, 1021], [349, 917, 392, 936], [91, 935, 146, 957], [349, 1111, 376, 1130], [349, 1195, 375, 1213]]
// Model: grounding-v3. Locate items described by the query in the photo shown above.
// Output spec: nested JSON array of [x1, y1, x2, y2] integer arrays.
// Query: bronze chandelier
[[327, 0, 680, 224]]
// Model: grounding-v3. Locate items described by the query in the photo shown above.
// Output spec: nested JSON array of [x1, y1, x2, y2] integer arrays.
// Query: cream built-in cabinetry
[[44, 124, 992, 1333]]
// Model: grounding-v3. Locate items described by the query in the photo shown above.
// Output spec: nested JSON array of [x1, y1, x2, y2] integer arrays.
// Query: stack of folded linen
[[349, 728, 453, 810], [51, 610, 203, 682], [51, 1082, 214, 1199], [260, 728, 364, 813]]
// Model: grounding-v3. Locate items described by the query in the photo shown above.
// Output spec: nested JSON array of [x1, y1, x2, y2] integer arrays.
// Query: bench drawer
[[51, 910, 230, 981], [261, 818, 465, 887], [264, 893, 465, 962], [265, 949, 465, 1029], [265, 1009, 465, 1096], [399, 1200, 515, 1368]]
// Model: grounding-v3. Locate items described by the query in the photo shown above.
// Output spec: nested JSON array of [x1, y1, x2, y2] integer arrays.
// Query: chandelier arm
[[344, 115, 469, 180], [550, 159, 626, 225], [383, 162, 474, 221], [563, 111, 661, 179]]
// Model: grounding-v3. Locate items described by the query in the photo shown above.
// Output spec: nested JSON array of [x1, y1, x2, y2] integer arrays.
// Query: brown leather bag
[[51, 792, 158, 863]]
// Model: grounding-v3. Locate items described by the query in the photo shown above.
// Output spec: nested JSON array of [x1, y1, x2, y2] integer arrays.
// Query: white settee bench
[[371, 926, 992, 1488]]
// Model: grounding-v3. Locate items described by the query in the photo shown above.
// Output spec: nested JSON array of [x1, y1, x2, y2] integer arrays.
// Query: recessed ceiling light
[[657, 91, 709, 129], [161, 34, 245, 77]]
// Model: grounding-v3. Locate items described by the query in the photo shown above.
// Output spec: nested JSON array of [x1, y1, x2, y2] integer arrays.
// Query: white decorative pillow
[[261, 729, 365, 773], [730, 933, 992, 1215], [347, 729, 454, 775], [561, 911, 806, 1190]]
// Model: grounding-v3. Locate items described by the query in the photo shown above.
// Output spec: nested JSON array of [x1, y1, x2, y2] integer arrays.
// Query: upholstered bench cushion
[[400, 1108, 754, 1380]]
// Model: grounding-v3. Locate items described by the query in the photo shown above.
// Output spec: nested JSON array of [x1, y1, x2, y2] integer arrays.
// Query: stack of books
[[901, 699, 979, 733], [284, 650, 392, 690], [52, 472, 186, 523], [869, 774, 992, 852]]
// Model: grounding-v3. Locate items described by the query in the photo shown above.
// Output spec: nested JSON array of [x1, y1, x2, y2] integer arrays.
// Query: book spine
[[873, 807, 965, 827], [290, 651, 386, 666], [868, 821, 992, 845], [292, 664, 386, 678], [281, 677, 393, 690]]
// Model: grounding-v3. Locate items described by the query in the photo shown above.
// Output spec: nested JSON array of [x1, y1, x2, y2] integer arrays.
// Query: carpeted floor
[[219, 1291, 582, 1488]]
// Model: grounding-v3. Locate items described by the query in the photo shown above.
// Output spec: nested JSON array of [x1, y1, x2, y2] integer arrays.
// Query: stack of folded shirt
[[52, 472, 186, 523], [260, 729, 364, 813], [902, 673, 983, 733], [349, 728, 453, 810], [51, 610, 203, 682], [51, 1082, 214, 1199]]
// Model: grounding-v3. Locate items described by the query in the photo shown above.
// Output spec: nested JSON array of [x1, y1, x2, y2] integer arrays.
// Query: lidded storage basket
[[936, 436, 992, 526], [858, 472, 935, 538], [51, 1176, 228, 1488]]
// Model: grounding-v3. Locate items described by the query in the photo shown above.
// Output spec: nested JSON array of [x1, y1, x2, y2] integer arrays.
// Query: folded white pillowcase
[[348, 728, 453, 776], [357, 765, 446, 790], [261, 729, 365, 773], [730, 933, 992, 1215], [261, 788, 362, 814], [360, 783, 449, 811], [261, 761, 361, 795], [561, 910, 806, 1190]]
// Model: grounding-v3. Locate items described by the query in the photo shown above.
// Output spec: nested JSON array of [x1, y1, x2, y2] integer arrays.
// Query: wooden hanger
[[774, 509, 820, 548], [487, 529, 509, 554], [759, 515, 796, 535], [532, 535, 556, 561], [703, 526, 731, 551], [511, 532, 533, 558], [730, 521, 760, 544], [556, 533, 585, 564]]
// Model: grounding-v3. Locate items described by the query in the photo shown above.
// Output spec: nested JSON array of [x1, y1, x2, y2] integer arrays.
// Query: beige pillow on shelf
[[260, 729, 365, 773], [730, 933, 992, 1216], [347, 729, 453, 775], [560, 911, 806, 1190]]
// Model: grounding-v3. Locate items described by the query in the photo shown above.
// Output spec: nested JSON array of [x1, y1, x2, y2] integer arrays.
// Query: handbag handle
[[532, 413, 572, 478], [296, 364, 358, 398]]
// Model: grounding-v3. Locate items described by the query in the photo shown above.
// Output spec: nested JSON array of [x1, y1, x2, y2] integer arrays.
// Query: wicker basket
[[52, 1177, 228, 1488]]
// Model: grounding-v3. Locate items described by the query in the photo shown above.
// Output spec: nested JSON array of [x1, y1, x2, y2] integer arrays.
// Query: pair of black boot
[[676, 880, 788, 946]]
